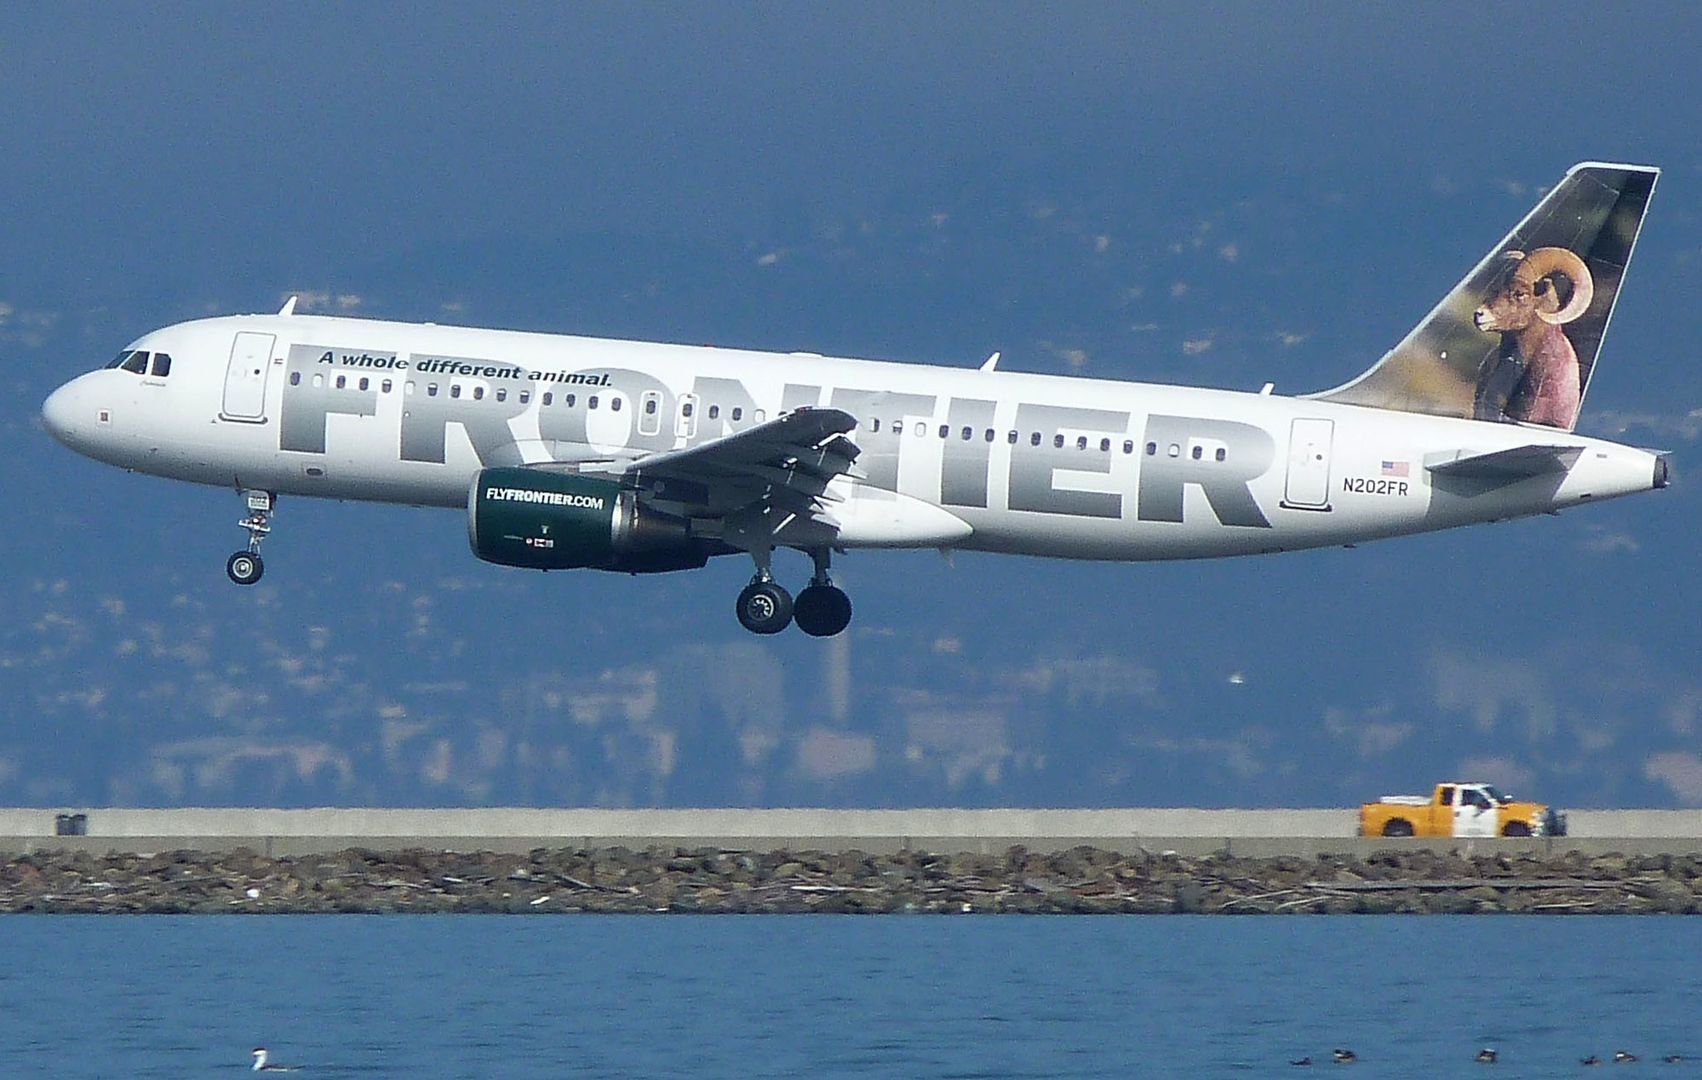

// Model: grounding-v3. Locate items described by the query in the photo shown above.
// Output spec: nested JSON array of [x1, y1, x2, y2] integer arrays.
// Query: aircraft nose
[[41, 379, 87, 448], [42, 383, 73, 442]]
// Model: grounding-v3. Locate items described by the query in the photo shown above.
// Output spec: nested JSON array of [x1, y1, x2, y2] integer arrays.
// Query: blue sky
[[3, 6, 1702, 808]]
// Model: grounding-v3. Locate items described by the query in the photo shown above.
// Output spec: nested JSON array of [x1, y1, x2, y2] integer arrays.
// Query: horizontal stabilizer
[[1425, 444, 1581, 479]]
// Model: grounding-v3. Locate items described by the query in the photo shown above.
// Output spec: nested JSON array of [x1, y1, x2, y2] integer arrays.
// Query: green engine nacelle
[[468, 468, 710, 573]]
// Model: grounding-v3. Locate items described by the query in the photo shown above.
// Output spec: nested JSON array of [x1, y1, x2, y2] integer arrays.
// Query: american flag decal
[[1381, 460, 1409, 477]]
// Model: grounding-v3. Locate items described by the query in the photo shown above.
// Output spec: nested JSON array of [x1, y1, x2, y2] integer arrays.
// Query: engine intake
[[468, 468, 710, 573]]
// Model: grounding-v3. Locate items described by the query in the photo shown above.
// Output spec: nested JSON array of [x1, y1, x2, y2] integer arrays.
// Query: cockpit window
[[119, 351, 149, 375], [107, 350, 133, 369], [150, 353, 172, 378]]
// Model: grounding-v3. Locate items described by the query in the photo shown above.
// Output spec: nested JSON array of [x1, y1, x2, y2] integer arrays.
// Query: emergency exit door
[[222, 332, 275, 421], [1282, 418, 1334, 510]]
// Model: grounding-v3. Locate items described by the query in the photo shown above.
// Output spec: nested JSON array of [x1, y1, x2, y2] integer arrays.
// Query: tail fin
[[1312, 162, 1657, 432]]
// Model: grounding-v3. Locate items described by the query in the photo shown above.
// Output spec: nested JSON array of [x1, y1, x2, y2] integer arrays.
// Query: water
[[0, 915, 1696, 1078]]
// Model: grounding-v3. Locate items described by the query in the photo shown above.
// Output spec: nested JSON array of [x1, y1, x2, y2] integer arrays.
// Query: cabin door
[[677, 393, 698, 440], [639, 390, 664, 437], [222, 332, 275, 421], [1282, 418, 1334, 510]]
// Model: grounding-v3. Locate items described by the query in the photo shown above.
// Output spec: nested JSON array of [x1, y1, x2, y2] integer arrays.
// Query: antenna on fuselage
[[278, 295, 299, 316], [980, 351, 1001, 372]]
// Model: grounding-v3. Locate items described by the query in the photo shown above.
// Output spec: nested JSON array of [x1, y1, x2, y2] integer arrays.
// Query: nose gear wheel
[[225, 551, 264, 585]]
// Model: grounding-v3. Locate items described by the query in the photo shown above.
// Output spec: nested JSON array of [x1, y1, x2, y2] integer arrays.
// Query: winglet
[[278, 295, 299, 316]]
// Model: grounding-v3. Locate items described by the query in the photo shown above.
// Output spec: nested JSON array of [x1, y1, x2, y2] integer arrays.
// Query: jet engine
[[468, 467, 711, 573]]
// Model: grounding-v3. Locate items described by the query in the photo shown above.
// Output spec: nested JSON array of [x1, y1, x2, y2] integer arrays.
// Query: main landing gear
[[734, 547, 853, 637], [226, 489, 274, 586]]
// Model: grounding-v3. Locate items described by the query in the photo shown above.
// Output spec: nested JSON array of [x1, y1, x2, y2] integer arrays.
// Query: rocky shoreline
[[3, 845, 1701, 914]]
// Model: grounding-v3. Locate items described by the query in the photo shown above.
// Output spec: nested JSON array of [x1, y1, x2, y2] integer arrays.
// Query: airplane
[[41, 161, 1667, 638]]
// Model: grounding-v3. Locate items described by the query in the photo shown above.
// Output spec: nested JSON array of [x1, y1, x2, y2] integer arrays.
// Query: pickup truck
[[1359, 782, 1566, 838]]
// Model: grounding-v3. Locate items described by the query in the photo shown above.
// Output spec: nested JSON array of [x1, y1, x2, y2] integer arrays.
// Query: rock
[[1173, 881, 1208, 914]]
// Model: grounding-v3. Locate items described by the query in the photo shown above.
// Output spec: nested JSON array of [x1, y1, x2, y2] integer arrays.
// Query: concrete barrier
[[2, 807, 1701, 857], [0, 807, 1356, 838]]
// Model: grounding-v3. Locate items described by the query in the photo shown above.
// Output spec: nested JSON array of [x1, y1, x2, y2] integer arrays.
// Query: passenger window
[[869, 418, 880, 433], [1054, 434, 1065, 449], [1007, 431, 1017, 444], [449, 384, 460, 398], [312, 373, 324, 388], [754, 409, 766, 422], [1191, 445, 1202, 460], [121, 351, 149, 375], [682, 402, 694, 417], [609, 397, 620, 412], [495, 388, 507, 402], [1215, 447, 1226, 462], [151, 353, 172, 378], [289, 372, 302, 386], [427, 383, 439, 397], [565, 394, 576, 407], [1099, 438, 1110, 452], [589, 396, 599, 410], [382, 379, 393, 394], [1030, 432, 1041, 446], [938, 424, 950, 439], [1076, 436, 1087, 450], [645, 399, 657, 415], [336, 375, 347, 390], [358, 377, 369, 391], [1168, 443, 1180, 457], [542, 392, 553, 406], [1146, 442, 1157, 456], [984, 428, 995, 442], [914, 422, 925, 437], [473, 386, 485, 400], [1123, 440, 1134, 454], [732, 408, 744, 421], [708, 404, 720, 419], [519, 390, 530, 404], [961, 426, 972, 441]]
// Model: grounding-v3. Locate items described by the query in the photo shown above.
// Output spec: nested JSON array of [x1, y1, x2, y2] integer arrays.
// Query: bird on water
[[251, 1048, 301, 1072], [1331, 1048, 1358, 1064]]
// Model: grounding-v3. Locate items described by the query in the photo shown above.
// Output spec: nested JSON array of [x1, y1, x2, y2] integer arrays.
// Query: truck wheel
[[1502, 822, 1531, 837], [1382, 819, 1415, 837]]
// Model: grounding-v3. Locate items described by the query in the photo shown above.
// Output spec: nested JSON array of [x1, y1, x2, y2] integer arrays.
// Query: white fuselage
[[42, 313, 1664, 561]]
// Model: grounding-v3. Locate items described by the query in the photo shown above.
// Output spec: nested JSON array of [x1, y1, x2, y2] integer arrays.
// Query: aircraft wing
[[617, 407, 865, 525], [1425, 444, 1582, 479]]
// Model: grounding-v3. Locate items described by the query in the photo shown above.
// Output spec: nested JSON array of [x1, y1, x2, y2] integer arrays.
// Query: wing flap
[[622, 407, 864, 533]]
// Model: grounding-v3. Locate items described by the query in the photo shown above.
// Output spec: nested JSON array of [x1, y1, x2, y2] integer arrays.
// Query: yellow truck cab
[[1359, 782, 1566, 838]]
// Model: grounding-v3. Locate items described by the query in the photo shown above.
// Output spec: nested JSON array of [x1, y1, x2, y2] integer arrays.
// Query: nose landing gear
[[226, 489, 273, 586]]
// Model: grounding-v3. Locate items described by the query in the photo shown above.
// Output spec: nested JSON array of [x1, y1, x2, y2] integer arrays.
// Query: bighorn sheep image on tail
[[1471, 247, 1595, 429]]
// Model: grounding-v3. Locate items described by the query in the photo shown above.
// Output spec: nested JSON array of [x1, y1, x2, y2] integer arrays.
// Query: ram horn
[[1517, 246, 1594, 325]]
